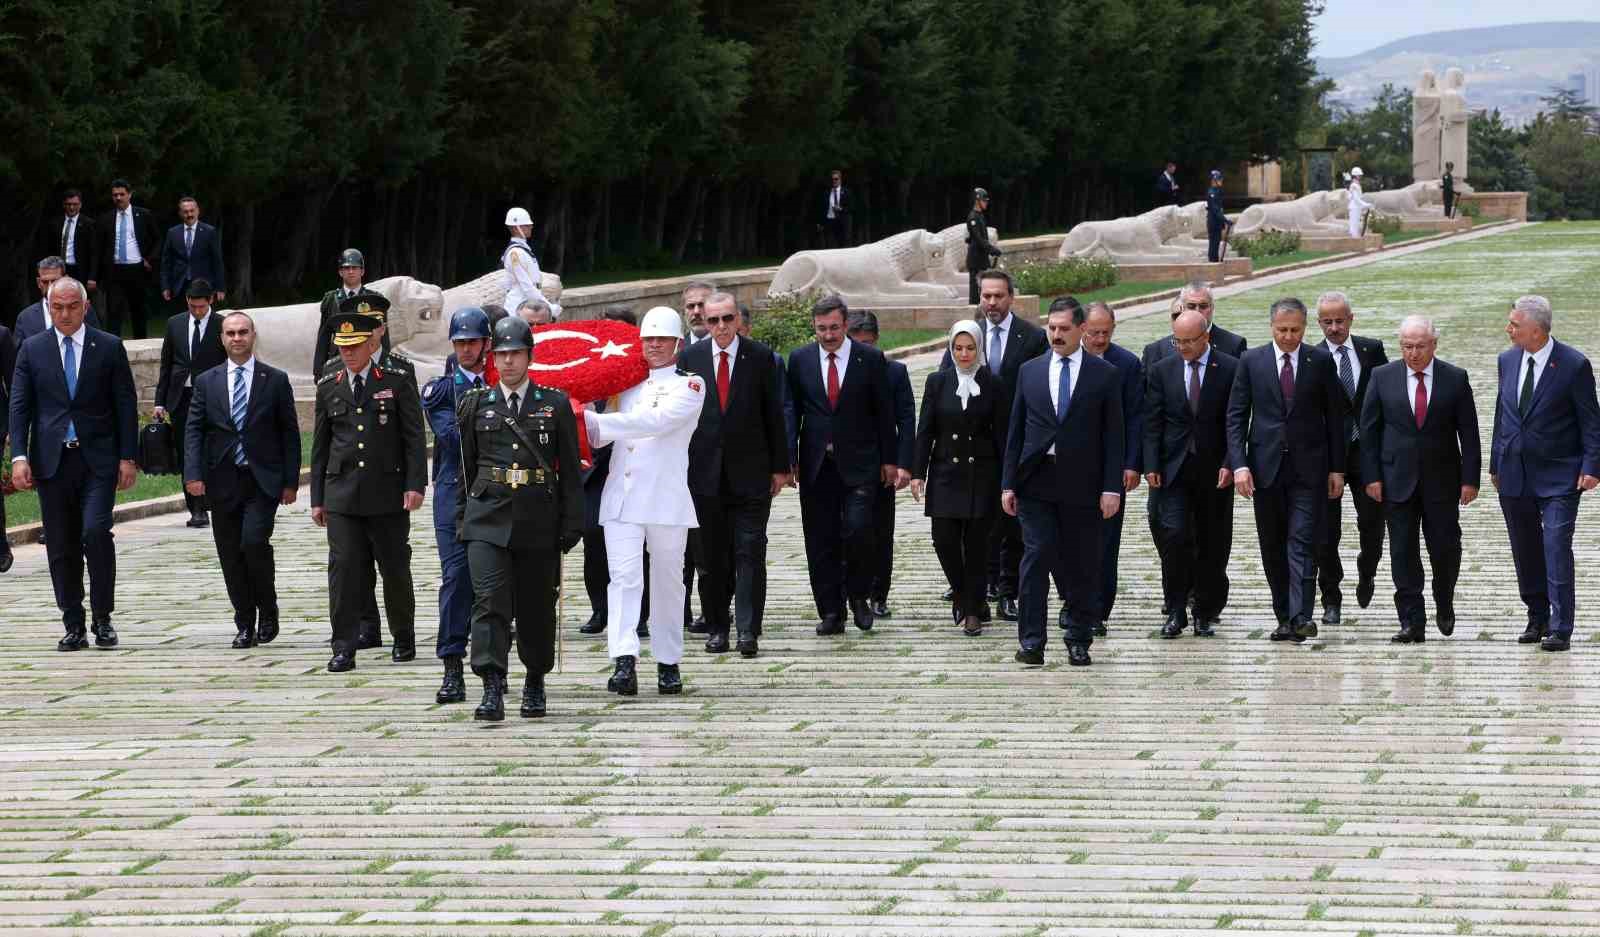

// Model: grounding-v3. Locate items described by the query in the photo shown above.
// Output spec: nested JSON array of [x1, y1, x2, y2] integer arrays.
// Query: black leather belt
[[482, 465, 535, 488], [63, 440, 81, 449]]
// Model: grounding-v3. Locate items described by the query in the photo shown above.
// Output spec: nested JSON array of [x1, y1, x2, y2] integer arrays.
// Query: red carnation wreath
[[529, 319, 649, 469]]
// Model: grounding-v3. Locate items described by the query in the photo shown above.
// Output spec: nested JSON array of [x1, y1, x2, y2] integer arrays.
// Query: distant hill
[[1317, 21, 1600, 124]]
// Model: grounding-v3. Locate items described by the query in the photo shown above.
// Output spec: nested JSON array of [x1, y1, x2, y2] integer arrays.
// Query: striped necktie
[[230, 366, 248, 465]]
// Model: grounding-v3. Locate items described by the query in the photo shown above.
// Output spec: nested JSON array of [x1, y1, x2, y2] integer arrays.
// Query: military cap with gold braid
[[330, 293, 391, 347]]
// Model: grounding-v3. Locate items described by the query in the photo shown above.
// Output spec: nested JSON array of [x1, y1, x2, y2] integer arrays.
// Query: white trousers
[[604, 522, 688, 665], [1348, 208, 1363, 238]]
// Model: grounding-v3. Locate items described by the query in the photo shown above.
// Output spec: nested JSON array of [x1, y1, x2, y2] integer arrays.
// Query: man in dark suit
[[846, 313, 916, 619], [313, 249, 387, 376], [787, 295, 899, 634], [15, 257, 102, 345], [8, 277, 139, 650], [818, 169, 852, 248], [1156, 161, 1180, 206], [98, 178, 159, 338], [0, 318, 13, 571], [155, 279, 227, 527], [1360, 315, 1480, 644], [1076, 301, 1143, 633], [1001, 297, 1124, 668], [1313, 291, 1389, 623], [941, 269, 1049, 621], [36, 190, 98, 291], [1490, 295, 1600, 652], [183, 312, 300, 648], [682, 291, 789, 657], [160, 196, 226, 311], [1227, 297, 1348, 642]]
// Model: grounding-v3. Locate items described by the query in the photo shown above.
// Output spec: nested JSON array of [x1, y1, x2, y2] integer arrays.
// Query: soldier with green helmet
[[456, 315, 584, 720], [314, 248, 387, 376], [965, 188, 1002, 305]]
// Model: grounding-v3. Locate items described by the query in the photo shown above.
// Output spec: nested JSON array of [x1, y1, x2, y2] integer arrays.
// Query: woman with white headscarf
[[911, 320, 1010, 635]]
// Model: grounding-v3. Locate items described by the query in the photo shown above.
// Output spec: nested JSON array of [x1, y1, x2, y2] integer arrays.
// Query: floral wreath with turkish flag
[[526, 319, 649, 469]]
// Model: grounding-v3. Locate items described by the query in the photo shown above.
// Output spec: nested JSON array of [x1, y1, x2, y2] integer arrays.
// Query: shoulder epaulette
[[319, 356, 342, 377], [317, 370, 339, 386], [675, 366, 693, 377], [383, 351, 413, 369]]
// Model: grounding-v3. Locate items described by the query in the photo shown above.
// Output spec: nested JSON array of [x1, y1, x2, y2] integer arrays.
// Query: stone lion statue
[[398, 269, 564, 371], [1057, 204, 1207, 265], [1231, 190, 1350, 238], [243, 275, 442, 383], [1359, 180, 1448, 220], [769, 226, 972, 304]]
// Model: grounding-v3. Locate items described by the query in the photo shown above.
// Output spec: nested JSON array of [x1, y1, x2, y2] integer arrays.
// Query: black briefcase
[[138, 418, 178, 475]]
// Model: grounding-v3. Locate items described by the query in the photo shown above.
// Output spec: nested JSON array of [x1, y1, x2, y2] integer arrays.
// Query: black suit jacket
[[13, 301, 102, 347], [0, 324, 15, 397], [184, 360, 301, 498], [887, 358, 916, 470], [681, 336, 788, 499], [1226, 343, 1347, 489], [98, 206, 160, 271], [1144, 349, 1239, 486], [940, 314, 1049, 394], [37, 214, 99, 282], [1001, 351, 1124, 505], [1319, 335, 1388, 449], [1156, 171, 1181, 205], [786, 340, 897, 487], [1360, 359, 1480, 503], [160, 221, 226, 295], [820, 185, 850, 223], [8, 327, 138, 479], [155, 311, 227, 412], [1101, 342, 1144, 473], [1143, 323, 1247, 368], [912, 367, 1009, 518]]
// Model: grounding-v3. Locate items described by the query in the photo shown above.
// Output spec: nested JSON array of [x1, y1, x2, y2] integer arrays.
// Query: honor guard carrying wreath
[[456, 316, 583, 721]]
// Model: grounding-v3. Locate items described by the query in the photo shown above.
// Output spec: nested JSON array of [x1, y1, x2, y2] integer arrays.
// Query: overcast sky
[[1313, 0, 1598, 58]]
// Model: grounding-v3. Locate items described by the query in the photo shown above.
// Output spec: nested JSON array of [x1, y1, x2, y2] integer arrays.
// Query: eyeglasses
[[704, 313, 735, 324]]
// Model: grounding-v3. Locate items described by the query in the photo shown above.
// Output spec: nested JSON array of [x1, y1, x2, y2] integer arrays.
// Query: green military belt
[[482, 465, 543, 488]]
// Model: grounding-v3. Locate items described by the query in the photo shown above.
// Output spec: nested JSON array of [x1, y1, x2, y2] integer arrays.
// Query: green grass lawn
[[1250, 249, 1336, 269], [1379, 228, 1442, 246], [5, 432, 316, 531], [880, 328, 950, 351]]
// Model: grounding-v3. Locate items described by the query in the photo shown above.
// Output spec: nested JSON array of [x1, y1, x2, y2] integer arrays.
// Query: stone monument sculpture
[[1230, 190, 1350, 238], [1350, 180, 1448, 220], [1412, 69, 1443, 181], [769, 225, 985, 304], [1056, 204, 1208, 265], [1440, 67, 1469, 182]]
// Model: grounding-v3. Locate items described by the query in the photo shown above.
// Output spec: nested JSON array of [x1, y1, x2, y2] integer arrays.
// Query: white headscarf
[[948, 319, 985, 410]]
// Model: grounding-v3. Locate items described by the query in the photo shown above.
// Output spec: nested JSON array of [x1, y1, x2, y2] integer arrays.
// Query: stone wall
[[1460, 192, 1528, 223]]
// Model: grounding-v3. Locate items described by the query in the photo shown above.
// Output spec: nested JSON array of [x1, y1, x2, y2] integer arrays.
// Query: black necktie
[[191, 318, 201, 363], [509, 391, 521, 420], [353, 372, 365, 404], [1519, 355, 1536, 417]]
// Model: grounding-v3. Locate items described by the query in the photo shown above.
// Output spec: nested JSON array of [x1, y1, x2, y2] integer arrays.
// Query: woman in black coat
[[911, 321, 1010, 635]]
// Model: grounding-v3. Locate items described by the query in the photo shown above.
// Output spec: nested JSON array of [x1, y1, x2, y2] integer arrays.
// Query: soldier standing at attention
[[310, 297, 427, 673], [501, 207, 560, 318], [313, 249, 385, 376], [1441, 161, 1457, 219], [965, 188, 1002, 306], [421, 306, 493, 705], [1206, 170, 1229, 263], [457, 316, 583, 720]]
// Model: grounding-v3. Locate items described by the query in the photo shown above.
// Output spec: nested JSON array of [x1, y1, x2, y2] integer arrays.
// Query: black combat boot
[[474, 672, 505, 721], [607, 655, 638, 696], [437, 656, 466, 704], [521, 673, 547, 718]]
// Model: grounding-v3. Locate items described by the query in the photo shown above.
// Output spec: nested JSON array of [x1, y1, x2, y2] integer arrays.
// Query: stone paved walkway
[[1, 223, 1599, 935]]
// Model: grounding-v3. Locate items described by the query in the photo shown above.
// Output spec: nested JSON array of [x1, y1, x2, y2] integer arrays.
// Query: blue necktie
[[63, 336, 78, 443], [116, 212, 127, 263], [231, 366, 248, 465], [1056, 355, 1070, 422], [988, 326, 1002, 374]]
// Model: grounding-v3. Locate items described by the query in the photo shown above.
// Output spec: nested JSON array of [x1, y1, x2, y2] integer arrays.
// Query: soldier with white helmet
[[1346, 168, 1371, 238], [582, 306, 705, 696], [501, 208, 561, 318]]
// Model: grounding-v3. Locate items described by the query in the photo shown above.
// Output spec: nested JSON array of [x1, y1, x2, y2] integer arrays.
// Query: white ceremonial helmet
[[1350, 167, 1364, 178], [639, 305, 684, 339], [504, 207, 533, 227]]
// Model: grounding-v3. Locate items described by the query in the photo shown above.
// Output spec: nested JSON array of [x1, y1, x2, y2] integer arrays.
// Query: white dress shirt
[[827, 185, 842, 219], [712, 334, 739, 383], [1518, 338, 1556, 398], [819, 337, 852, 390], [1274, 342, 1302, 382], [114, 207, 143, 264], [1325, 338, 1361, 391], [184, 311, 213, 386], [1406, 360, 1434, 418], [228, 356, 257, 411], [1046, 347, 1083, 456]]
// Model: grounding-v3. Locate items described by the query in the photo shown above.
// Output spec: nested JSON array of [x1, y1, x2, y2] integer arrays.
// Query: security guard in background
[[313, 249, 386, 377], [421, 306, 493, 705], [1205, 170, 1230, 263], [310, 296, 428, 673], [965, 187, 1002, 305], [457, 316, 583, 720], [1441, 161, 1457, 218]]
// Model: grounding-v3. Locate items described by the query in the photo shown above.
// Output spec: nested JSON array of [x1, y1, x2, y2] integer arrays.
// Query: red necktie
[[1279, 352, 1295, 406], [1414, 371, 1427, 429], [826, 352, 840, 409], [716, 350, 730, 413]]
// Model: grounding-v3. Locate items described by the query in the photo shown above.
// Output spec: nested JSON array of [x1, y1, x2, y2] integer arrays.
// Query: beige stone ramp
[[0, 220, 1597, 935]]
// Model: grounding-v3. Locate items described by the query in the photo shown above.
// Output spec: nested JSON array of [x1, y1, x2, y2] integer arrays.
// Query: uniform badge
[[379, 413, 388, 425], [484, 410, 496, 419], [688, 380, 701, 392], [540, 433, 549, 445]]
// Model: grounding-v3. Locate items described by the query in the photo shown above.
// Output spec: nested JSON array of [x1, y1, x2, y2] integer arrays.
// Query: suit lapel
[[1288, 345, 1313, 414], [1197, 356, 1226, 417], [245, 366, 269, 425], [1526, 341, 1562, 416]]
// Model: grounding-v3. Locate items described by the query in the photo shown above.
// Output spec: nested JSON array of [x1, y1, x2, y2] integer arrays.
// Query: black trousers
[[1207, 225, 1224, 263], [327, 510, 414, 656], [466, 540, 556, 677], [968, 270, 981, 306], [1385, 495, 1461, 627], [1150, 466, 1234, 620], [870, 484, 895, 603], [37, 447, 117, 630], [1316, 445, 1383, 605], [823, 216, 851, 249], [101, 262, 151, 339], [694, 484, 772, 640], [171, 388, 207, 518], [208, 462, 279, 631], [986, 512, 1023, 598], [682, 529, 705, 624], [799, 457, 878, 619], [1017, 496, 1101, 648], [1252, 473, 1324, 625], [933, 514, 993, 619], [1054, 504, 1125, 621], [1443, 193, 1456, 218]]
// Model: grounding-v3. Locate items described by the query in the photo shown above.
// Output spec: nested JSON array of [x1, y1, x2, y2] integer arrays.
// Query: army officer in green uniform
[[310, 296, 428, 673], [456, 316, 583, 721]]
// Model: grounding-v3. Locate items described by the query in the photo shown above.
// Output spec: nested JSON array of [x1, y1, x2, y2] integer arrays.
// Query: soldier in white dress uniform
[[1346, 167, 1371, 238], [500, 207, 561, 318], [583, 306, 705, 697]]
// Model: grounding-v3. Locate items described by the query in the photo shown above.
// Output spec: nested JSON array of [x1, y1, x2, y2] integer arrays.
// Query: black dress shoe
[[978, 602, 992, 624], [0, 549, 13, 573], [1161, 613, 1187, 639], [391, 644, 416, 663], [520, 673, 546, 717], [475, 674, 506, 721], [579, 615, 606, 635], [185, 512, 209, 528], [960, 616, 983, 637], [737, 638, 759, 658], [1517, 624, 1546, 644], [998, 597, 1019, 622], [849, 597, 874, 632], [942, 587, 955, 601], [816, 615, 845, 636], [231, 629, 256, 649], [608, 655, 639, 695], [686, 616, 710, 635], [1093, 621, 1108, 637], [1293, 618, 1318, 639], [1541, 634, 1571, 652], [986, 583, 1000, 602], [1436, 609, 1455, 637], [256, 620, 279, 644], [657, 663, 683, 695], [871, 598, 890, 618], [1321, 604, 1341, 626], [327, 652, 356, 673], [57, 630, 89, 652], [1193, 619, 1217, 638], [437, 656, 466, 704], [1357, 575, 1376, 609], [356, 632, 383, 650], [636, 620, 650, 638], [1014, 647, 1044, 666], [1390, 627, 1425, 644], [1067, 643, 1092, 667], [704, 633, 730, 654], [1269, 622, 1297, 642], [91, 620, 118, 648]]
